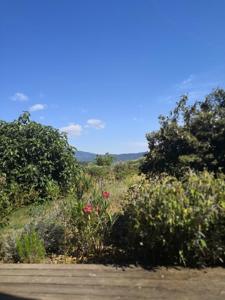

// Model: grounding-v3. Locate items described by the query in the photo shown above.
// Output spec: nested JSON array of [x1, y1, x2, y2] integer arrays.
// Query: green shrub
[[113, 161, 140, 180], [87, 165, 111, 180], [0, 233, 19, 262], [72, 170, 93, 200], [112, 171, 225, 266], [16, 230, 46, 263], [0, 112, 80, 206], [95, 153, 114, 166], [141, 89, 225, 177], [0, 175, 11, 227], [63, 191, 115, 258], [34, 221, 65, 255]]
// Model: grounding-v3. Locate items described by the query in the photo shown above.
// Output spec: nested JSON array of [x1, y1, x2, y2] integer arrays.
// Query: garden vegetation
[[0, 89, 225, 266]]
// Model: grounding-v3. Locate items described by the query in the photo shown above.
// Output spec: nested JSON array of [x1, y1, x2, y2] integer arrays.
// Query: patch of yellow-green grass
[[4, 206, 32, 231], [0, 199, 60, 236], [93, 175, 143, 213], [0, 174, 142, 237], [0, 206, 32, 239]]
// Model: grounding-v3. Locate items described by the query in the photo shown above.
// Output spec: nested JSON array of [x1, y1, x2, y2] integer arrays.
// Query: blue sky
[[1, 0, 225, 154]]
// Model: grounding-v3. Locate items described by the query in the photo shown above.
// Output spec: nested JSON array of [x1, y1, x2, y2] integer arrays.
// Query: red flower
[[83, 203, 93, 214], [102, 191, 110, 199]]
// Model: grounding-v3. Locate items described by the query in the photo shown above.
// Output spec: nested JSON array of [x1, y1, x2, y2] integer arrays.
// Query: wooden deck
[[0, 264, 225, 300]]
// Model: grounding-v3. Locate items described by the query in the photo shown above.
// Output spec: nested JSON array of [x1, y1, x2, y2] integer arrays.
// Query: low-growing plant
[[0, 193, 11, 228], [16, 230, 46, 263], [0, 233, 19, 262], [34, 221, 65, 255], [72, 170, 93, 200], [113, 161, 140, 180], [87, 165, 111, 181], [111, 171, 225, 266]]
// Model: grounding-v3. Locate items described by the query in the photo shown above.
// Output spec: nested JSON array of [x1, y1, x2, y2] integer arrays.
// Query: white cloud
[[60, 123, 82, 136], [29, 103, 47, 112], [177, 74, 195, 90], [86, 119, 105, 129], [11, 92, 29, 102], [181, 74, 194, 86]]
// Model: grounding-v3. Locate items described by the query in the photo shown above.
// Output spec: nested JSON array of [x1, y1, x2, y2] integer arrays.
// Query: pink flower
[[102, 191, 110, 199], [83, 203, 93, 214]]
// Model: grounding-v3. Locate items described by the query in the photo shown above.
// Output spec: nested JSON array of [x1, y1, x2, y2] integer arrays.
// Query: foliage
[[16, 230, 46, 263], [86, 159, 141, 183], [113, 160, 141, 180], [32, 221, 65, 255], [95, 153, 114, 166], [86, 165, 112, 185], [0, 176, 11, 227], [0, 112, 80, 205], [112, 171, 225, 266], [141, 89, 225, 176], [63, 191, 115, 258], [72, 169, 93, 200], [0, 233, 19, 262]]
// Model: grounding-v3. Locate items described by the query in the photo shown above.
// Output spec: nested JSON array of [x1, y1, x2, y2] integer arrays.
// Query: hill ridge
[[76, 150, 146, 162]]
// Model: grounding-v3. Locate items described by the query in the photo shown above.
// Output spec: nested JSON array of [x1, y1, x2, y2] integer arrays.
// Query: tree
[[141, 89, 225, 176], [95, 153, 114, 166], [0, 112, 80, 203]]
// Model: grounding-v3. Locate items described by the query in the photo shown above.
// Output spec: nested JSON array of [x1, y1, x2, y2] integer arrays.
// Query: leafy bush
[[63, 191, 115, 258], [72, 170, 93, 200], [16, 230, 46, 263], [95, 153, 114, 166], [0, 233, 19, 262], [113, 161, 140, 180], [112, 171, 225, 266], [141, 89, 225, 177], [87, 165, 111, 180], [0, 112, 80, 206], [34, 221, 65, 255], [0, 176, 11, 227]]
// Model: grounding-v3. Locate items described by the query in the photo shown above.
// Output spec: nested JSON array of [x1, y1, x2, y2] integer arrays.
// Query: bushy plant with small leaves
[[63, 190, 115, 259], [16, 230, 46, 263], [112, 171, 225, 266]]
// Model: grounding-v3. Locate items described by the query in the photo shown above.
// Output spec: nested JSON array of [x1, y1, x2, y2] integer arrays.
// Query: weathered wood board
[[0, 264, 225, 300]]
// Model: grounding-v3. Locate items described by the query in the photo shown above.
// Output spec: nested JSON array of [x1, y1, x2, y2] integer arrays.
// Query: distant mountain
[[75, 151, 97, 162], [75, 151, 146, 162]]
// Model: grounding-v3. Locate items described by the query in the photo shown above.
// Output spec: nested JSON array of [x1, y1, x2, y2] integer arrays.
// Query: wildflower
[[102, 191, 110, 199], [83, 203, 93, 214]]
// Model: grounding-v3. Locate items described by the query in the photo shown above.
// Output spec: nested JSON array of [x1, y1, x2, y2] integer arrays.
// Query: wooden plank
[[0, 264, 224, 276], [0, 275, 225, 289], [0, 282, 223, 300], [0, 283, 161, 298], [0, 266, 225, 280], [0, 269, 153, 279], [0, 266, 224, 300], [0, 291, 167, 300], [0, 264, 140, 270]]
